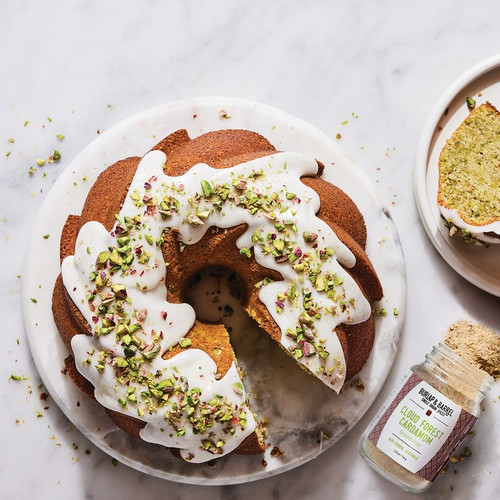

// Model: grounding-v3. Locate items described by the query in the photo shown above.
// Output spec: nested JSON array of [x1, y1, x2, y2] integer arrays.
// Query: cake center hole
[[184, 265, 333, 444], [183, 266, 247, 325]]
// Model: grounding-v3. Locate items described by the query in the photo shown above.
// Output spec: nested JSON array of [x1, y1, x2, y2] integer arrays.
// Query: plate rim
[[22, 96, 406, 484], [414, 54, 500, 297]]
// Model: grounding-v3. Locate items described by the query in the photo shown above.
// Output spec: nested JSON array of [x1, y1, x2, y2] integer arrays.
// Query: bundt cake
[[52, 128, 383, 463], [437, 101, 500, 245]]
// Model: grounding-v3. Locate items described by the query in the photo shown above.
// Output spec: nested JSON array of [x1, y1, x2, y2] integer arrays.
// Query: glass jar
[[359, 343, 493, 493]]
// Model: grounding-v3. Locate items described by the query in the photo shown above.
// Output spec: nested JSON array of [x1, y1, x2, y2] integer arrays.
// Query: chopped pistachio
[[187, 213, 204, 226], [111, 284, 127, 300], [303, 232, 318, 243], [116, 236, 130, 247], [179, 338, 192, 348], [127, 393, 138, 403], [196, 209, 211, 220], [115, 357, 128, 368], [232, 382, 243, 395], [48, 150, 62, 163], [273, 239, 284, 252], [318, 349, 329, 359], [200, 180, 213, 197], [466, 96, 476, 109], [143, 343, 160, 359], [240, 247, 252, 259]]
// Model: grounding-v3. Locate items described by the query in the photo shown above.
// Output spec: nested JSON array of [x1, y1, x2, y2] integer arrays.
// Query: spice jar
[[358, 342, 493, 493]]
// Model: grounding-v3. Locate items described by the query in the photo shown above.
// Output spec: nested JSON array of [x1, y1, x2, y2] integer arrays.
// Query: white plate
[[23, 97, 405, 485], [414, 55, 500, 297]]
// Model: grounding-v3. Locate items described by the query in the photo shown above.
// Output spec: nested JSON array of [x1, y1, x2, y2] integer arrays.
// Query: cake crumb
[[270, 446, 284, 457], [444, 320, 500, 379]]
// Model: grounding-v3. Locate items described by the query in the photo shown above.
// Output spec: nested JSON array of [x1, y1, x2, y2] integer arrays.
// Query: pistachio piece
[[196, 209, 211, 220], [201, 180, 213, 197], [301, 341, 316, 357], [239, 247, 252, 259], [466, 96, 476, 109], [303, 232, 318, 243], [179, 338, 192, 348], [142, 342, 160, 360], [273, 239, 285, 252], [292, 262, 305, 272], [156, 379, 175, 393], [232, 382, 243, 395], [96, 251, 111, 266], [187, 213, 204, 226], [115, 357, 128, 368], [111, 284, 127, 300]]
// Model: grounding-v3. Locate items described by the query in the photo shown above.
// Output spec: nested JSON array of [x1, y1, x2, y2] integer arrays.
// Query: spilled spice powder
[[444, 320, 500, 380]]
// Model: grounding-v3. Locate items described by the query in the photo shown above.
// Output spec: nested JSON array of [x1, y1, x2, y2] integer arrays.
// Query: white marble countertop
[[1, 1, 499, 499]]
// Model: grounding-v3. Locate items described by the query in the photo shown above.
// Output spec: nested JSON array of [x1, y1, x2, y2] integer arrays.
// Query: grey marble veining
[[1, 1, 499, 499]]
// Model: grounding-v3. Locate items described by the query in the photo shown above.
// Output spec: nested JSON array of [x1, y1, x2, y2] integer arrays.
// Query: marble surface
[[1, 1, 499, 499]]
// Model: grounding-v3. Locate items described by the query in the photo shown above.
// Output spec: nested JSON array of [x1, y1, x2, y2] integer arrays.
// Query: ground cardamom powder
[[444, 320, 500, 380]]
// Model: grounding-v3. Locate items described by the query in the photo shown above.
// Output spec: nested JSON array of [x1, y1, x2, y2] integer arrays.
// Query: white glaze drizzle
[[439, 205, 500, 244], [62, 149, 371, 462]]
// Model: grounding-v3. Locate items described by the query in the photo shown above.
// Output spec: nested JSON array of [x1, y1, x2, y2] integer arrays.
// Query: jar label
[[368, 373, 477, 481]]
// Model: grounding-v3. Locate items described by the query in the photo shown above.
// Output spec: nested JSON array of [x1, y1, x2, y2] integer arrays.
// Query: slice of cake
[[437, 102, 500, 245]]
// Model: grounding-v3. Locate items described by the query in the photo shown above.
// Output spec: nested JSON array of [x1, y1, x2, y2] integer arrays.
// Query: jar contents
[[358, 322, 497, 494]]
